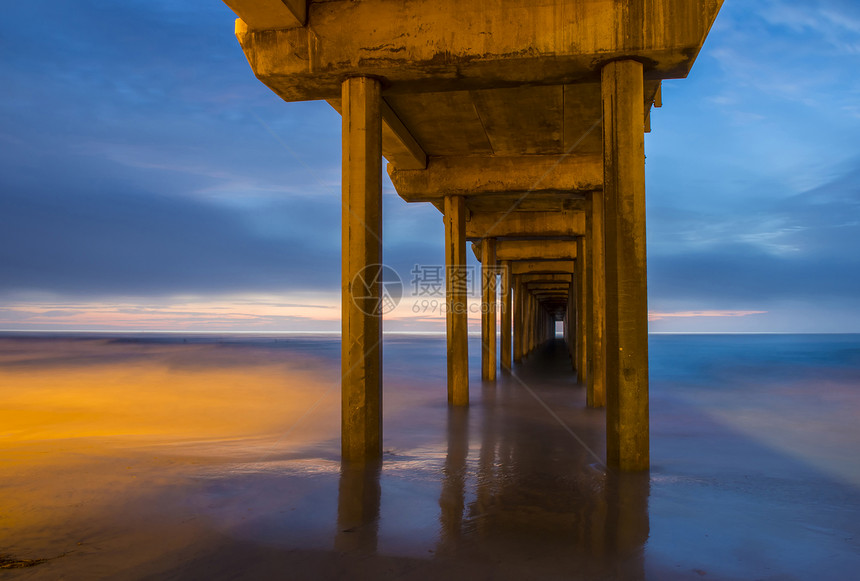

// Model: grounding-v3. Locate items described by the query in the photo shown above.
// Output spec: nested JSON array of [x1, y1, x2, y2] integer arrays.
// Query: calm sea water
[[1, 332, 858, 580]]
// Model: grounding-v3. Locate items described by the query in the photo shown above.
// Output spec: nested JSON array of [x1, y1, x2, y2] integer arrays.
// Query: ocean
[[1, 332, 858, 580]]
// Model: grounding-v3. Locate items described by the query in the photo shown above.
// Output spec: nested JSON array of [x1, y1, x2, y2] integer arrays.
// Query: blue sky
[[1, 0, 858, 332]]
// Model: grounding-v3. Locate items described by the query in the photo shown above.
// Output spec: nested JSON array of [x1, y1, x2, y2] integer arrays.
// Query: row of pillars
[[340, 59, 649, 471]]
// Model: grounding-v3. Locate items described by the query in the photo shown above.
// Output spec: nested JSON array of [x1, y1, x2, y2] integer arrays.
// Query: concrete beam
[[511, 260, 576, 275], [519, 274, 572, 284], [526, 283, 570, 291], [225, 0, 306, 30], [533, 292, 568, 299], [475, 239, 578, 263], [466, 211, 584, 239], [495, 239, 577, 262], [234, 0, 724, 101], [389, 155, 601, 202]]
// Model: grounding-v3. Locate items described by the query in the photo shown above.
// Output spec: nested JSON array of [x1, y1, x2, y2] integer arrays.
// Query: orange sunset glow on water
[[3, 334, 860, 579], [0, 337, 348, 575]]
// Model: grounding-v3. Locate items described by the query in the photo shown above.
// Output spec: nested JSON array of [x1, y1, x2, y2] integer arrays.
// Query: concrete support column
[[513, 276, 523, 363], [568, 279, 576, 369], [544, 310, 550, 343], [500, 260, 513, 371], [481, 238, 498, 381], [587, 192, 607, 408], [602, 59, 650, 471], [341, 76, 383, 463], [527, 294, 536, 354], [522, 293, 529, 357], [537, 306, 543, 346], [563, 309, 569, 347], [444, 195, 469, 406], [576, 239, 588, 383]]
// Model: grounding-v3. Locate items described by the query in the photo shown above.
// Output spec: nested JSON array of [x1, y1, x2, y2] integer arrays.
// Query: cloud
[[2, 0, 859, 332], [648, 159, 860, 311], [0, 295, 341, 332], [648, 310, 767, 322]]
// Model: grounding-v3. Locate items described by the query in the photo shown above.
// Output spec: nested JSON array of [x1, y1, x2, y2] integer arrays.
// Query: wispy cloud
[[0, 295, 340, 332], [648, 310, 767, 322]]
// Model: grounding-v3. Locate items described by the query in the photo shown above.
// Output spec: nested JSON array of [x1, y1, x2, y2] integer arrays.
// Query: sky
[[1, 0, 859, 333]]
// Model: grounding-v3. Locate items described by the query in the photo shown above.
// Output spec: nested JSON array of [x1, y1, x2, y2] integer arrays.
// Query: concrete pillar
[[341, 76, 383, 463], [513, 275, 523, 363], [587, 191, 607, 408], [522, 292, 529, 357], [544, 310, 550, 344], [444, 194, 469, 406], [539, 308, 544, 345], [527, 294, 536, 354], [602, 59, 650, 471], [481, 238, 497, 381], [576, 238, 588, 383], [563, 308, 568, 347], [568, 278, 576, 369], [500, 260, 513, 371], [537, 306, 543, 347]]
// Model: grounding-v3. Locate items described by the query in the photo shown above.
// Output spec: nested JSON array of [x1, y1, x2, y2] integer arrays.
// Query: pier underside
[[222, 0, 724, 470]]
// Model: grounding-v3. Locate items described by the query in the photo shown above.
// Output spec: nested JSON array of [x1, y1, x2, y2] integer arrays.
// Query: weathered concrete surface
[[445, 195, 469, 406], [586, 192, 607, 408], [500, 260, 512, 371], [519, 274, 572, 284], [602, 60, 650, 472], [222, 0, 723, 472], [494, 240, 577, 262], [513, 275, 524, 363], [481, 238, 498, 381], [576, 240, 588, 383], [235, 0, 724, 101], [466, 211, 584, 239], [526, 283, 570, 291], [511, 260, 576, 276], [329, 98, 427, 171], [224, 0, 305, 30], [341, 77, 383, 463], [390, 155, 601, 201]]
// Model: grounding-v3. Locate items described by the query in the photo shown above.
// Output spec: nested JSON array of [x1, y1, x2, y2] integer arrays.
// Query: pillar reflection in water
[[438, 406, 469, 552], [335, 460, 382, 554], [434, 372, 650, 578]]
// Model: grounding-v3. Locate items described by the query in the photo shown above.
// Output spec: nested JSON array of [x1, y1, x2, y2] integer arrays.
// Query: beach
[[1, 333, 859, 580]]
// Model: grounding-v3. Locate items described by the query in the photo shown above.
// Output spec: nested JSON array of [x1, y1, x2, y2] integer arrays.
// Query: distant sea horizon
[[1, 329, 859, 578], [2, 329, 860, 336]]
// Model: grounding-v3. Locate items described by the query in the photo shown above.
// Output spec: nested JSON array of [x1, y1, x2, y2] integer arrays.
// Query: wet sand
[[1, 334, 859, 580]]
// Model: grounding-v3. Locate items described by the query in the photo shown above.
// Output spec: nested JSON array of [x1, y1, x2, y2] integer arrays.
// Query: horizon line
[[2, 329, 859, 336]]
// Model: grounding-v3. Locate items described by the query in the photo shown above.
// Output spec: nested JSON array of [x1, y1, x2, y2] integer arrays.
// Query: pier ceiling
[[234, 0, 722, 100], [231, 0, 721, 171]]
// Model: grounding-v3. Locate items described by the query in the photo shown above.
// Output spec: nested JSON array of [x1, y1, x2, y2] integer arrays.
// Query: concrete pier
[[500, 260, 512, 372], [341, 76, 382, 463], [445, 195, 469, 406], [602, 60, 650, 471], [224, 0, 723, 471], [481, 238, 497, 381], [586, 192, 607, 408]]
